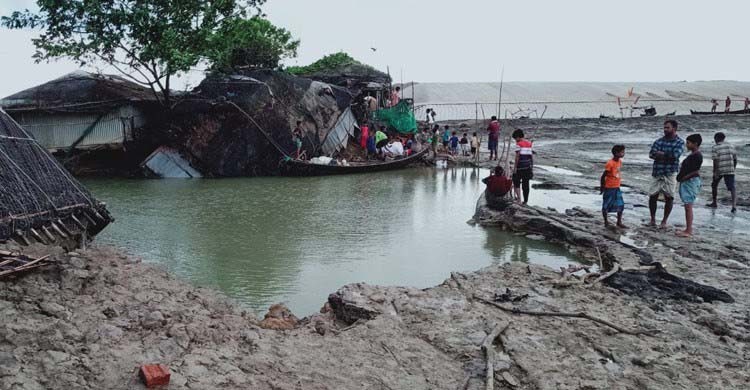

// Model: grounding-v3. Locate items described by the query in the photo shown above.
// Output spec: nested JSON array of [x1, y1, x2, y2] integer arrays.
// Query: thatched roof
[[0, 71, 157, 113], [0, 108, 112, 245]]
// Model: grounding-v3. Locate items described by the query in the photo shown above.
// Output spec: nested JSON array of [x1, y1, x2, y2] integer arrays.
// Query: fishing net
[[0, 108, 111, 243], [373, 101, 418, 134]]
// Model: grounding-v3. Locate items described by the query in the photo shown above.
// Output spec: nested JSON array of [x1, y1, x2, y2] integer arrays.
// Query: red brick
[[140, 364, 170, 387]]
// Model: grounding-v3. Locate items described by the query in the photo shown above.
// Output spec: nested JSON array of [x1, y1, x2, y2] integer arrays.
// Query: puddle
[[526, 181, 600, 211], [536, 165, 584, 176]]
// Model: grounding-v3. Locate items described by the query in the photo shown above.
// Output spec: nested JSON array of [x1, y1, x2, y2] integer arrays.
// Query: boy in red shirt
[[600, 144, 626, 228]]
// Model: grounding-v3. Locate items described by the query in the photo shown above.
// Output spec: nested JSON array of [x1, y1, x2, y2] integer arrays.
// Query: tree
[[207, 16, 299, 73], [286, 52, 369, 75], [2, 0, 265, 106]]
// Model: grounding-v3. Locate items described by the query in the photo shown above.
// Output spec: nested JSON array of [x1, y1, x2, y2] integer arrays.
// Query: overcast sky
[[1, 0, 748, 97]]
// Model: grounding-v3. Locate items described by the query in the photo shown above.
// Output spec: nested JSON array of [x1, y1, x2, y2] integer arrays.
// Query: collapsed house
[[294, 62, 391, 95], [0, 108, 112, 247], [0, 71, 160, 175], [0, 64, 406, 178], [167, 70, 358, 176]]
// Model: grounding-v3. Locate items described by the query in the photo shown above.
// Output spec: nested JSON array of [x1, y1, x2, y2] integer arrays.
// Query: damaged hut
[[169, 70, 357, 176], [0, 71, 160, 176], [287, 53, 398, 126], [0, 108, 112, 247]]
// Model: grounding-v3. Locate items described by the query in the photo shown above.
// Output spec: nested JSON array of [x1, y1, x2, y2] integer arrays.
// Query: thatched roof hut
[[0, 71, 158, 152], [0, 107, 112, 246]]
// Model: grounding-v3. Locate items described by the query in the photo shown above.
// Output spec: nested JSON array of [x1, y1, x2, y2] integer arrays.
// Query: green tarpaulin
[[373, 101, 417, 134]]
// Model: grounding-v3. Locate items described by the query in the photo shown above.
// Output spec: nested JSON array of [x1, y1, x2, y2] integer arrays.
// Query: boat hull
[[690, 109, 750, 115], [279, 148, 429, 176]]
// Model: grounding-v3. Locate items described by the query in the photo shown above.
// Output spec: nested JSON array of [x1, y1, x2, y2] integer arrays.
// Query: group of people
[[710, 96, 750, 112], [601, 119, 736, 237], [360, 122, 417, 160], [482, 127, 535, 205], [483, 118, 738, 238], [420, 125, 480, 157]]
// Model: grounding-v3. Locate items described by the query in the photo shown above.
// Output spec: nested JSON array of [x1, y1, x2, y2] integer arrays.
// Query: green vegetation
[[286, 52, 374, 75], [207, 16, 299, 73], [2, 0, 299, 106]]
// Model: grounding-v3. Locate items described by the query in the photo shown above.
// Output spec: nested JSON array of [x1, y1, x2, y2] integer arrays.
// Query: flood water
[[84, 168, 581, 315]]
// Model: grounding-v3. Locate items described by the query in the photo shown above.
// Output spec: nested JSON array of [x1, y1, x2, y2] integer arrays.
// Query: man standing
[[706, 132, 738, 213], [389, 86, 401, 107], [648, 119, 685, 228], [293, 121, 304, 159], [487, 116, 500, 160], [725, 96, 731, 112]]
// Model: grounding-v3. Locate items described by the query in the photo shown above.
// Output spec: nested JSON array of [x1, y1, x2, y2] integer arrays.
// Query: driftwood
[[585, 262, 621, 288], [474, 295, 656, 336], [595, 247, 603, 269], [450, 272, 467, 290], [481, 322, 510, 390], [554, 262, 633, 288], [0, 255, 52, 278]]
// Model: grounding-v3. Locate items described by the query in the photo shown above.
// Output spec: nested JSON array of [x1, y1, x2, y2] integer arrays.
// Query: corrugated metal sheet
[[321, 107, 358, 156], [10, 105, 145, 149], [142, 146, 202, 178]]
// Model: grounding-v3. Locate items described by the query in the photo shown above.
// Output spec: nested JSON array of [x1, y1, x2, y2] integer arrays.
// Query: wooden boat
[[279, 147, 429, 176], [690, 109, 750, 115]]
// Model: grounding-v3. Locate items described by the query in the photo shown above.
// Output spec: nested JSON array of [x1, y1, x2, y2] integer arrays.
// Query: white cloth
[[385, 141, 404, 156], [649, 174, 677, 198]]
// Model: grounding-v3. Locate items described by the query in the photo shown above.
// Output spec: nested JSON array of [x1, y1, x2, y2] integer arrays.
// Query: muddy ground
[[2, 115, 749, 389]]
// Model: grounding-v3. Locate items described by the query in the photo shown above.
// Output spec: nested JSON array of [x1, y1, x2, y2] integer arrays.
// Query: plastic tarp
[[321, 107, 358, 156], [373, 101, 417, 134]]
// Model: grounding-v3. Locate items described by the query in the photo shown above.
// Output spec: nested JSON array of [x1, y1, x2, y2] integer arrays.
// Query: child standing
[[600, 145, 627, 228], [449, 132, 460, 155], [442, 125, 451, 151], [676, 134, 703, 237], [512, 129, 533, 204], [459, 133, 469, 156], [470, 132, 479, 158]]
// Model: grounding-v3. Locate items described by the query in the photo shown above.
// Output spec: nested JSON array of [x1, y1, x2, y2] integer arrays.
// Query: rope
[[226, 101, 291, 158]]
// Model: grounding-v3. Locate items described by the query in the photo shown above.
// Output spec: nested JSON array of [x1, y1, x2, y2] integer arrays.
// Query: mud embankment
[[2, 193, 748, 389]]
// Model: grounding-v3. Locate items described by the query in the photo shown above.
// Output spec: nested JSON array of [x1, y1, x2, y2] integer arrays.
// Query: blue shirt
[[450, 136, 459, 148], [366, 136, 376, 152], [649, 136, 684, 177], [442, 131, 451, 142]]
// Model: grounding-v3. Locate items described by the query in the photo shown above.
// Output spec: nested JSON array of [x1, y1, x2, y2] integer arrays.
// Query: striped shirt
[[712, 141, 736, 176], [515, 139, 533, 171], [649, 136, 684, 177]]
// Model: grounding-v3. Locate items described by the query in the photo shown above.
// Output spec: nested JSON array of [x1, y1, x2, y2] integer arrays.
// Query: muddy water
[[84, 168, 581, 315]]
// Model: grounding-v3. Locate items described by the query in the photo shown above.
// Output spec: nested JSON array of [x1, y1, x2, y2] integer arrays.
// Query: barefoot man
[[648, 119, 685, 228]]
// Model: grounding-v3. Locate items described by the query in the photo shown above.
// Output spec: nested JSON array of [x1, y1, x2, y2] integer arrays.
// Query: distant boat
[[640, 106, 657, 117], [690, 109, 750, 115], [279, 147, 429, 176]]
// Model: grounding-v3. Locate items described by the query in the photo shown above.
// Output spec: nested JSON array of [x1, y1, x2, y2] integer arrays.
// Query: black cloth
[[677, 152, 703, 182], [376, 139, 389, 149], [513, 170, 533, 203]]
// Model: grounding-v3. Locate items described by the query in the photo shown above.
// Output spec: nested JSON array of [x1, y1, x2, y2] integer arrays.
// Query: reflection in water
[[85, 168, 581, 315]]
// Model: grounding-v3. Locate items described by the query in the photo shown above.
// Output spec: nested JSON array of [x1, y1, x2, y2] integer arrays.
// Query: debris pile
[[169, 70, 353, 176]]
